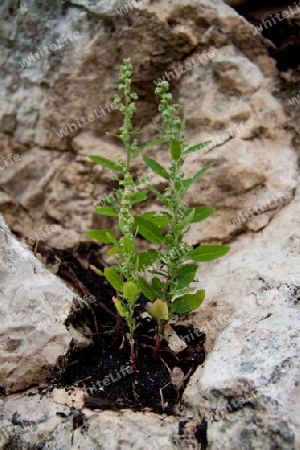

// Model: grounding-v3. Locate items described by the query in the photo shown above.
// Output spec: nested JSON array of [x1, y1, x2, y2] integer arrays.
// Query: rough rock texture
[[0, 214, 91, 394], [0, 386, 201, 450], [0, 0, 298, 247], [1, 0, 300, 449], [183, 180, 300, 449]]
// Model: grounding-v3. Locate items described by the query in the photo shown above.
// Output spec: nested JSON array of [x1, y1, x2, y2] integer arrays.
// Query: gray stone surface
[[0, 387, 200, 450], [0, 0, 297, 247], [0, 0, 300, 448], [183, 181, 300, 449], [0, 214, 91, 394]]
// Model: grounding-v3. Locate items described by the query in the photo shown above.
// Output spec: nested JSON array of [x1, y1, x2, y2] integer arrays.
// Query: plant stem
[[153, 323, 164, 359], [130, 329, 136, 371], [115, 309, 121, 340]]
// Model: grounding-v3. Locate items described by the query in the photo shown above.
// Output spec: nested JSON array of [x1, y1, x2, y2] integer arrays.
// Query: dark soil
[[236, 3, 300, 71], [25, 240, 205, 418]]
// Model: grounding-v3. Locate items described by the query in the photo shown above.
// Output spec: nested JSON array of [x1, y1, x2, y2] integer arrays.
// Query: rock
[[182, 181, 300, 449], [0, 0, 300, 447], [0, 387, 200, 450], [0, 0, 297, 247], [164, 323, 187, 354], [0, 214, 91, 394]]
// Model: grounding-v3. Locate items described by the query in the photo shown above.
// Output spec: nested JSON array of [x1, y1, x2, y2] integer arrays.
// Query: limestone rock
[[182, 182, 300, 449], [0, 214, 91, 394], [0, 0, 297, 247], [0, 387, 200, 450]]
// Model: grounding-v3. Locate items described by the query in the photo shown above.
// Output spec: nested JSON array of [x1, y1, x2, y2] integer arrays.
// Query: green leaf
[[174, 180, 182, 191], [112, 297, 129, 318], [152, 216, 169, 227], [131, 190, 147, 205], [143, 156, 170, 181], [170, 290, 205, 314], [140, 138, 166, 151], [176, 276, 195, 292], [180, 115, 187, 131], [183, 163, 213, 190], [106, 132, 123, 141], [138, 276, 156, 301], [90, 265, 104, 276], [86, 229, 115, 244], [177, 264, 198, 278], [148, 299, 168, 322], [134, 216, 164, 244], [176, 209, 195, 231], [89, 155, 123, 172], [142, 212, 169, 228], [185, 141, 211, 155], [189, 245, 230, 262], [94, 206, 118, 217], [146, 185, 169, 207], [164, 234, 174, 245], [103, 195, 120, 205], [106, 246, 123, 256], [122, 236, 135, 254], [106, 232, 119, 246], [175, 264, 198, 291], [187, 206, 215, 223], [104, 268, 124, 291], [123, 282, 140, 303], [136, 252, 155, 271], [152, 277, 164, 295], [148, 249, 163, 261], [148, 269, 167, 277], [171, 138, 182, 160]]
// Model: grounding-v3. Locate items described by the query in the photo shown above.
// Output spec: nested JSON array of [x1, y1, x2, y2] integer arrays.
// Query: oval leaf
[[131, 190, 147, 205], [185, 141, 211, 155], [176, 209, 195, 231], [189, 245, 230, 262], [187, 206, 215, 223], [137, 252, 155, 271], [138, 276, 156, 301], [171, 138, 182, 160], [176, 264, 198, 290], [142, 212, 169, 228], [86, 229, 116, 244], [90, 265, 104, 276], [89, 155, 123, 172], [95, 206, 118, 216], [112, 297, 129, 318], [141, 138, 166, 151], [106, 247, 123, 256], [143, 155, 169, 180], [148, 299, 169, 322], [122, 236, 135, 254], [134, 216, 164, 244], [170, 290, 205, 314], [123, 282, 140, 303], [104, 267, 124, 291], [183, 163, 213, 190]]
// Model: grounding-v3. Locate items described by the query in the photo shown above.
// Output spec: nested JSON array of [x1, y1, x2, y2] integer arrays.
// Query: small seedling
[[87, 59, 230, 369]]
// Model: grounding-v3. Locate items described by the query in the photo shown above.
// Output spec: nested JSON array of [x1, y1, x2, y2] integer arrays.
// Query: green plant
[[87, 59, 147, 371], [87, 59, 230, 368], [136, 81, 230, 356]]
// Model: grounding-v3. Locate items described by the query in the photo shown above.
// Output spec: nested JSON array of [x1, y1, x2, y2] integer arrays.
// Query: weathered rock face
[[0, 214, 91, 394], [0, 0, 298, 248], [1, 0, 300, 449], [0, 387, 201, 450], [183, 182, 300, 449]]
